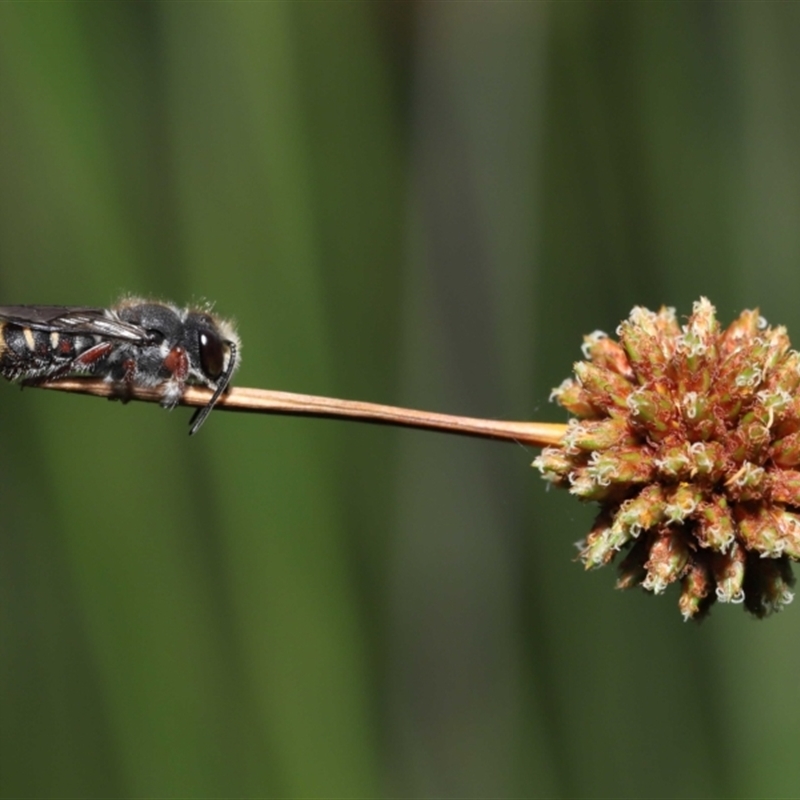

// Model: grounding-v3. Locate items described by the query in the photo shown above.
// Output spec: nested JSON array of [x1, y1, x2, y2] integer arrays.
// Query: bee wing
[[0, 305, 150, 343]]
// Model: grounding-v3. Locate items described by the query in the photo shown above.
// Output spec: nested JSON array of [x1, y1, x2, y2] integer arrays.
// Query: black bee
[[0, 297, 241, 434]]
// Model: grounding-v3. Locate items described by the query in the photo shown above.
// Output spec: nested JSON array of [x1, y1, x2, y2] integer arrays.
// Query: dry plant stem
[[35, 378, 566, 447]]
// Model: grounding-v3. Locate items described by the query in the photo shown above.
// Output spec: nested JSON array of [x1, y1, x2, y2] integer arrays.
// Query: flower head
[[534, 298, 800, 620]]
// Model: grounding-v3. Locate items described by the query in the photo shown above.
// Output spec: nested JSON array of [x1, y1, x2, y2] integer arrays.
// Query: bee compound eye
[[198, 330, 225, 380]]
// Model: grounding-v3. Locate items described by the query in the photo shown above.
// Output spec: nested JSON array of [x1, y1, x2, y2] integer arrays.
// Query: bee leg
[[161, 346, 189, 408], [20, 342, 115, 386], [17, 368, 53, 387], [71, 341, 115, 370], [108, 358, 139, 405]]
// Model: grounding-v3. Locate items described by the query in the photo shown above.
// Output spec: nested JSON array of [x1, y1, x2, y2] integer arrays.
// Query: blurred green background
[[1, 2, 799, 798]]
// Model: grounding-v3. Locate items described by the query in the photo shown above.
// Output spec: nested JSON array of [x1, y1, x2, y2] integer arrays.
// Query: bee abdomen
[[0, 324, 96, 381]]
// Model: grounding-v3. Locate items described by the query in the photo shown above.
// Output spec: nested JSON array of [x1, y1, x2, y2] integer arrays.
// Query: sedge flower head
[[534, 298, 800, 620]]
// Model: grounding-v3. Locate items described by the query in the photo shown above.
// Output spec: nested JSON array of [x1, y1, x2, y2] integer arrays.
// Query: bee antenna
[[188, 340, 238, 435]]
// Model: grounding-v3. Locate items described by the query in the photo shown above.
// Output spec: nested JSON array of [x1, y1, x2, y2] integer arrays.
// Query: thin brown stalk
[[35, 378, 567, 447]]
